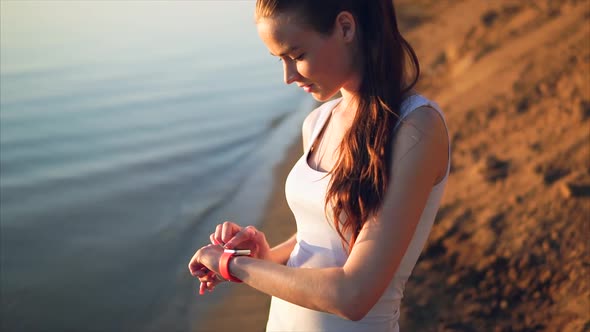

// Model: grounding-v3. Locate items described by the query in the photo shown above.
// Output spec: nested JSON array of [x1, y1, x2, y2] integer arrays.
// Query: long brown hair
[[256, 0, 420, 253]]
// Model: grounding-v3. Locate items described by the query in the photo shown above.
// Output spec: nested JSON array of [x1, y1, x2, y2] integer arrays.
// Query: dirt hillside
[[397, 0, 590, 330]]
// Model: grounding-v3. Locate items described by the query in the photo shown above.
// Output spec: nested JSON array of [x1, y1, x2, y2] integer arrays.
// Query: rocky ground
[[397, 0, 590, 331]]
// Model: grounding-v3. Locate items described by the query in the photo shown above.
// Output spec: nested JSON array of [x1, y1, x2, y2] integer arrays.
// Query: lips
[[299, 83, 313, 93]]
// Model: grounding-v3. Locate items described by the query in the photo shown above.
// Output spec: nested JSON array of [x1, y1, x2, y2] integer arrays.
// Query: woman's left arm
[[189, 106, 448, 321]]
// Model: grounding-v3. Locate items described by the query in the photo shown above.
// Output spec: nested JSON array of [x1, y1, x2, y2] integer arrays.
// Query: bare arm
[[192, 107, 448, 320]]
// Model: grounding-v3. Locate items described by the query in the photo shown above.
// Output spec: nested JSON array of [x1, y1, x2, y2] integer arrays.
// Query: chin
[[311, 90, 339, 102]]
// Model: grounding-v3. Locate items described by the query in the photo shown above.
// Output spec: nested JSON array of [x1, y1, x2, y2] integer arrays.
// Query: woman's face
[[257, 13, 358, 102]]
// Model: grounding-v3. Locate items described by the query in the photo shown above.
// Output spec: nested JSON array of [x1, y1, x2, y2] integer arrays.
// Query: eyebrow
[[269, 46, 300, 57]]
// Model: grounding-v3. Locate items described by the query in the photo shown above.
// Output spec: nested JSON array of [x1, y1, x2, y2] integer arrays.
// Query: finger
[[221, 221, 240, 244], [207, 276, 223, 291], [199, 270, 220, 281], [199, 272, 217, 283], [210, 233, 221, 245], [225, 225, 257, 249], [199, 278, 218, 294], [214, 224, 224, 246], [194, 268, 208, 278], [199, 282, 206, 295]]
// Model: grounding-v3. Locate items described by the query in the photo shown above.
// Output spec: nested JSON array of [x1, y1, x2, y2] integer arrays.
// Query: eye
[[293, 53, 305, 61], [277, 54, 305, 62]]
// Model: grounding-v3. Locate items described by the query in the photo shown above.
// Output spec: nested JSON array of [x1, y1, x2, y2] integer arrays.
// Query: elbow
[[331, 287, 372, 321], [340, 300, 370, 321], [322, 270, 374, 321], [341, 309, 368, 322]]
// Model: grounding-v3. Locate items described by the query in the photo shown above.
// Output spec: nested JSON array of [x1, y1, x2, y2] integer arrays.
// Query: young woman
[[188, 1, 450, 331]]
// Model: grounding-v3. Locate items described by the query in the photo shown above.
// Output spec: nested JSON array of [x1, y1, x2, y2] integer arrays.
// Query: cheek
[[296, 57, 334, 84], [314, 49, 350, 85], [295, 62, 313, 79], [296, 51, 333, 81]]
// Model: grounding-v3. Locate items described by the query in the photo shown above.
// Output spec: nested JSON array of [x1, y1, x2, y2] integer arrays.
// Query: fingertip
[[247, 226, 257, 236], [199, 283, 205, 295]]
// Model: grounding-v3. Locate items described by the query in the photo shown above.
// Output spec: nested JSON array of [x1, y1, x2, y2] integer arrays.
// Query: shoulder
[[391, 105, 449, 183], [398, 105, 446, 137]]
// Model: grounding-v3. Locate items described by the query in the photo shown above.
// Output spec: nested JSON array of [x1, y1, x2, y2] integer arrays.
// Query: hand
[[210, 221, 270, 260], [188, 244, 225, 295]]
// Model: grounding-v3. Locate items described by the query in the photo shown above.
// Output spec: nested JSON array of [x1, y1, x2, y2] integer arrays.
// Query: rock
[[446, 274, 460, 286], [509, 194, 523, 204], [481, 10, 499, 27], [500, 300, 508, 310], [517, 96, 531, 113], [559, 182, 590, 198], [529, 141, 543, 152], [480, 156, 510, 182], [518, 254, 531, 269], [577, 99, 590, 120], [508, 268, 518, 281], [539, 270, 552, 283], [535, 164, 571, 185]]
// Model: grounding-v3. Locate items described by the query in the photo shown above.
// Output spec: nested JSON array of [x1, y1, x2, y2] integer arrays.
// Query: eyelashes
[[278, 54, 305, 62]]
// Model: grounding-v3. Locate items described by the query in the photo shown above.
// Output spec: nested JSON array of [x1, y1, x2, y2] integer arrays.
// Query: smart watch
[[219, 249, 251, 283]]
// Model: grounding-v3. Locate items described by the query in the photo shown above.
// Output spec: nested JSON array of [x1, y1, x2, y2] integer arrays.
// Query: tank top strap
[[307, 98, 342, 152]]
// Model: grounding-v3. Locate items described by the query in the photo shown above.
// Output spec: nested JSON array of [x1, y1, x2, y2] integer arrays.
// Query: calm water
[[0, 2, 311, 331]]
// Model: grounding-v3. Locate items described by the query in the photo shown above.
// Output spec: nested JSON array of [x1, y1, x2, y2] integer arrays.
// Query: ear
[[335, 11, 356, 43]]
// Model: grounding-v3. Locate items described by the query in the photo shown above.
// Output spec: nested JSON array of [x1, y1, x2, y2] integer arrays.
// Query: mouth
[[298, 83, 314, 93]]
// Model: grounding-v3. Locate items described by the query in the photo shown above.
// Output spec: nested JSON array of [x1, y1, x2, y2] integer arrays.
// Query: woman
[[188, 0, 450, 331]]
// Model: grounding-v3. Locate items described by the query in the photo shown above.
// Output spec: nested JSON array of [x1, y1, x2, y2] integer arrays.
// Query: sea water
[[0, 2, 310, 331]]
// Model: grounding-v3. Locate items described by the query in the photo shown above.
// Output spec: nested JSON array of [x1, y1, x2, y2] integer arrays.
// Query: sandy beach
[[196, 0, 589, 331]]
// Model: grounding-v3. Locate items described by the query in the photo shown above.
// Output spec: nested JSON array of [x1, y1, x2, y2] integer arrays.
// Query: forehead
[[256, 14, 318, 54]]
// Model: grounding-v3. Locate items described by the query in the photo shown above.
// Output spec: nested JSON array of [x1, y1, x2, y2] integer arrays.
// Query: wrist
[[219, 249, 251, 282]]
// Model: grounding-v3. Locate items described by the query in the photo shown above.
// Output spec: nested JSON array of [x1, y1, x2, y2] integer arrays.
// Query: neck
[[338, 63, 363, 115], [337, 84, 360, 120]]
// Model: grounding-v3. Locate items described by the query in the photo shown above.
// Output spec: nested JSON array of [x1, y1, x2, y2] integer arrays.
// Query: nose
[[283, 60, 300, 85]]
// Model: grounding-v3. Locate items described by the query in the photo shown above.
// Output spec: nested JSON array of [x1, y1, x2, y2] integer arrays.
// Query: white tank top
[[266, 94, 451, 332]]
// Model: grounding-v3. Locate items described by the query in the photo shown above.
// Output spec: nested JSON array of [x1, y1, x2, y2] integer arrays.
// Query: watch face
[[224, 249, 251, 256]]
